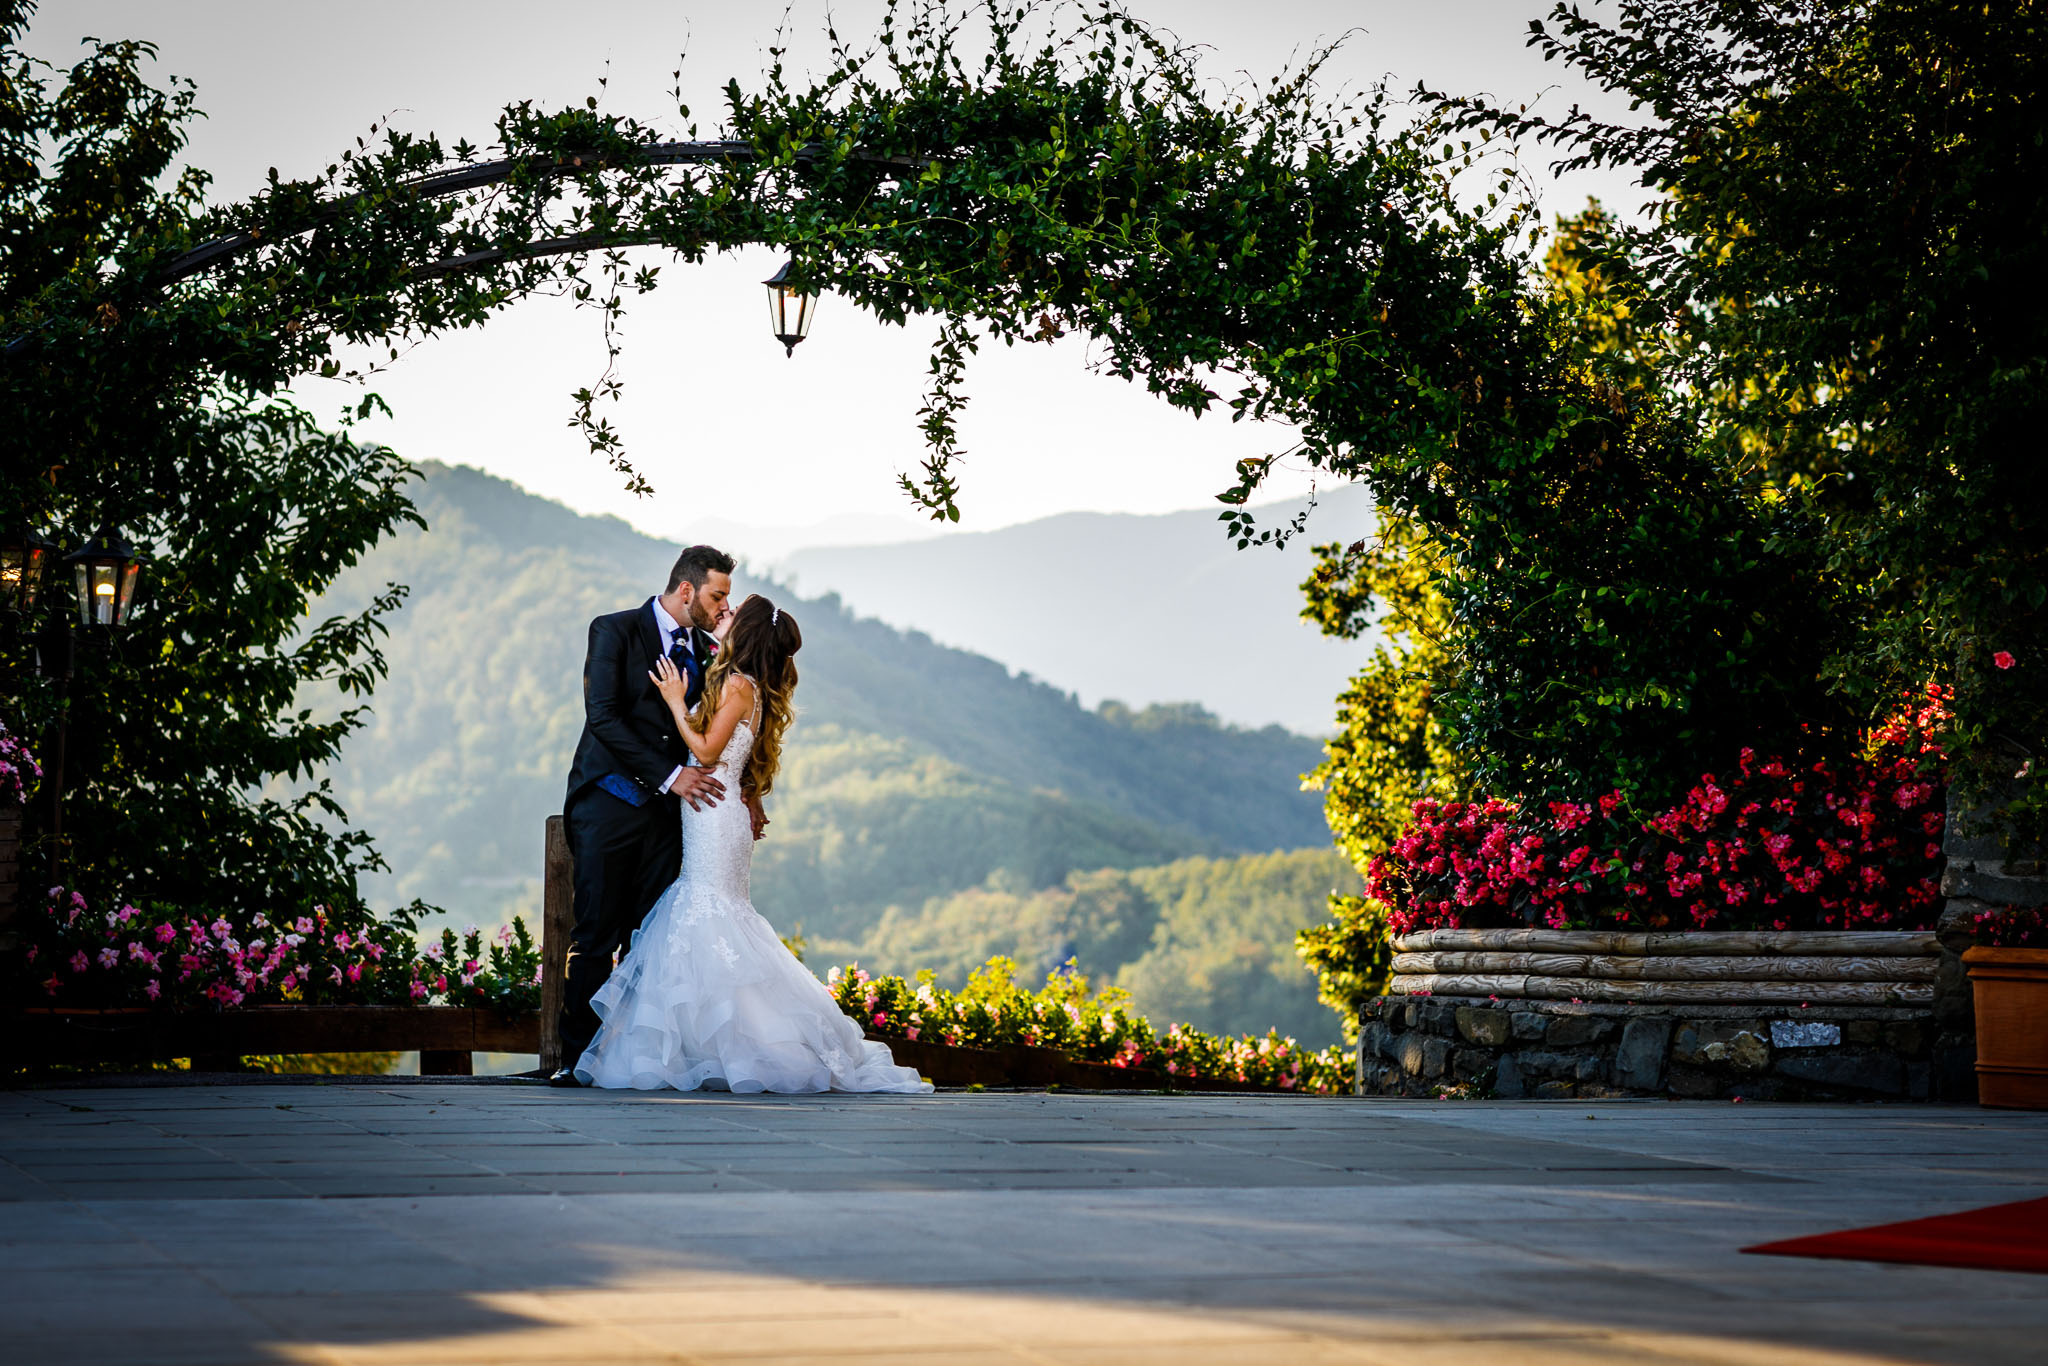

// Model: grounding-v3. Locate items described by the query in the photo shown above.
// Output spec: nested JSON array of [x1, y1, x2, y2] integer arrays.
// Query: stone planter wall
[[1357, 924, 1977, 1101]]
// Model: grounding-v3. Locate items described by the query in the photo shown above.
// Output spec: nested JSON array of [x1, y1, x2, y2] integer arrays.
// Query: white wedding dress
[[574, 682, 931, 1094]]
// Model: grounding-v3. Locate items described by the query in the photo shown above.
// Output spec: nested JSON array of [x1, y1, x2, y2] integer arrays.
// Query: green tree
[[1301, 507, 1465, 870], [1449, 0, 2046, 837], [0, 16, 420, 928], [1292, 506, 1462, 1035]]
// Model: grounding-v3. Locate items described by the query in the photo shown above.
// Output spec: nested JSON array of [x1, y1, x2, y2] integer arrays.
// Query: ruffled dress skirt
[[573, 744, 929, 1094]]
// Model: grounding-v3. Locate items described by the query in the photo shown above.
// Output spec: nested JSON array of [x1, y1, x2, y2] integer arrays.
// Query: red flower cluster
[[1371, 689, 1950, 936]]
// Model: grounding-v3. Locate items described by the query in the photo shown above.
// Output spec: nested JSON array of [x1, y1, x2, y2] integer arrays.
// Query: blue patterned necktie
[[672, 631, 703, 707]]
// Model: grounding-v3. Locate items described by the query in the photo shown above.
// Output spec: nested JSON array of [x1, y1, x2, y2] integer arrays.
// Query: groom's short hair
[[667, 544, 736, 594]]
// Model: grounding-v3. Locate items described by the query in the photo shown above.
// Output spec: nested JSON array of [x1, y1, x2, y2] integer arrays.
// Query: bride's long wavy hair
[[692, 594, 800, 796]]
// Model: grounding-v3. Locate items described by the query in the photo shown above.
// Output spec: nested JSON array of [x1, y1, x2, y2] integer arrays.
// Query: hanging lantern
[[763, 260, 819, 357], [1, 524, 54, 613], [65, 527, 141, 628]]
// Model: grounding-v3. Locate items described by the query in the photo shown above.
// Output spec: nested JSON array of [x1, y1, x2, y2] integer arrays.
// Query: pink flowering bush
[[0, 721, 39, 807], [1973, 907, 2048, 950], [22, 888, 541, 1012], [1369, 688, 1950, 935], [827, 955, 1350, 1094]]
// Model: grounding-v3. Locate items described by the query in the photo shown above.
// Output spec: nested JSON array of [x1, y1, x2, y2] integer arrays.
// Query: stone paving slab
[[1, 1082, 2044, 1364]]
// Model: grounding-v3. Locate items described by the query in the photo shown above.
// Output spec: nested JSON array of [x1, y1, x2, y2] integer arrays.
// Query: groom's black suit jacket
[[564, 599, 715, 810]]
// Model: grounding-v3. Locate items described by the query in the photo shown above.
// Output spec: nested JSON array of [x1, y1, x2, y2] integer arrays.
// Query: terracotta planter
[[1963, 946, 2048, 1110]]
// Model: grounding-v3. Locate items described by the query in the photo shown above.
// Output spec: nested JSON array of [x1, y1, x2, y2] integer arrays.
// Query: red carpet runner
[[1744, 1196, 2048, 1274]]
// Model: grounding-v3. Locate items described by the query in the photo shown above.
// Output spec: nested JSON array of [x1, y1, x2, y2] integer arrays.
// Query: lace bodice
[[678, 675, 759, 901]]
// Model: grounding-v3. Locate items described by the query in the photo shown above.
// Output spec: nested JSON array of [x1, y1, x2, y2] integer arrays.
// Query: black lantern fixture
[[763, 259, 819, 357], [1, 524, 54, 613], [65, 527, 141, 628]]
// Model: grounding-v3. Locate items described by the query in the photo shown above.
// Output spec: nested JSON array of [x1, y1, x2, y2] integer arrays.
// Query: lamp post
[[1, 524, 54, 614], [32, 527, 143, 884], [763, 260, 819, 357], [65, 528, 141, 629]]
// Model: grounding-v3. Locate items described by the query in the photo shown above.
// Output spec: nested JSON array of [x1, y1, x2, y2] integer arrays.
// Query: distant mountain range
[[310, 463, 1335, 938], [774, 484, 1374, 736]]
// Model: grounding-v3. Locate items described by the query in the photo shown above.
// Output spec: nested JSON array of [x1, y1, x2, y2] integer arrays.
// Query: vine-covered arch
[[13, 0, 1526, 517]]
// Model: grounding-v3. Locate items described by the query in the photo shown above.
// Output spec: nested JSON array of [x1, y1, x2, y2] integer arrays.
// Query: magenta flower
[[1993, 650, 2015, 670]]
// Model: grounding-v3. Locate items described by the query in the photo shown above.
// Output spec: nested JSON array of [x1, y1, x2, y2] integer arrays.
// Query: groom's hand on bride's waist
[[666, 769, 727, 810]]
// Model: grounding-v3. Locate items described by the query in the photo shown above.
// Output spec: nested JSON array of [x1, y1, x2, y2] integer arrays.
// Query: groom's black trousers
[[559, 785, 683, 1062]]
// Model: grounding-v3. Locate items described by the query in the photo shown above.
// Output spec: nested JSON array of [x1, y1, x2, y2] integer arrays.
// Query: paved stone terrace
[[3, 1081, 2045, 1365]]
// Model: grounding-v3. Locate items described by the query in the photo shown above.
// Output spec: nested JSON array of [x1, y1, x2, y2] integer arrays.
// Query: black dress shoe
[[548, 1067, 585, 1088]]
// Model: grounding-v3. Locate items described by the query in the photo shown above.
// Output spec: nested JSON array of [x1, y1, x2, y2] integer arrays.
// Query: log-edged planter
[[1962, 946, 2048, 1109], [1390, 928, 1941, 1005], [1363, 927, 1970, 1101]]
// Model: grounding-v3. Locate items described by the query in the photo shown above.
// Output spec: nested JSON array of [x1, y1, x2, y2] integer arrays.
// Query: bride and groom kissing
[[548, 544, 929, 1094]]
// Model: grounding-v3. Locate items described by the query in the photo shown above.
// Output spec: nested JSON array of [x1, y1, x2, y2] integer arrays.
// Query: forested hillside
[[306, 465, 1343, 1043]]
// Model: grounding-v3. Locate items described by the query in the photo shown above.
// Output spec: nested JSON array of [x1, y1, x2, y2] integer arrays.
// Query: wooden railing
[[15, 1005, 538, 1074], [0, 801, 20, 955], [539, 814, 572, 1071]]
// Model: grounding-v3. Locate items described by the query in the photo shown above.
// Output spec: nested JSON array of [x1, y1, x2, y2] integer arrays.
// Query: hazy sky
[[27, 1, 1639, 545]]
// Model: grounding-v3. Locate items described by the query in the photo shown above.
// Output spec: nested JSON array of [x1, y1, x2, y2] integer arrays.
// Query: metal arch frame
[[149, 140, 924, 288]]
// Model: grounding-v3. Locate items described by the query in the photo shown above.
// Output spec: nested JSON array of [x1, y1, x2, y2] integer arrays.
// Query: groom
[[551, 544, 736, 1086]]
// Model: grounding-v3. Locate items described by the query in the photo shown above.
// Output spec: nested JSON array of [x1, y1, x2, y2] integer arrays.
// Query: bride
[[574, 594, 931, 1094]]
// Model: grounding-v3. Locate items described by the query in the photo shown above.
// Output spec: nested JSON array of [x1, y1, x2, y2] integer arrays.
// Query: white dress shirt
[[651, 598, 691, 794]]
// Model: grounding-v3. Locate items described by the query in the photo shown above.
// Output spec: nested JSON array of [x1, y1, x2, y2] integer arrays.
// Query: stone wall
[[1941, 772, 2048, 920], [1356, 993, 1976, 1101]]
